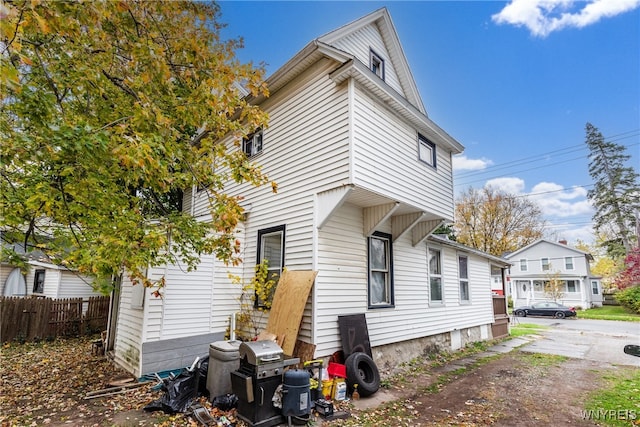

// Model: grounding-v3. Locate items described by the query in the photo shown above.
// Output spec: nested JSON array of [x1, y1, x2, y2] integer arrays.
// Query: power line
[[453, 129, 640, 185]]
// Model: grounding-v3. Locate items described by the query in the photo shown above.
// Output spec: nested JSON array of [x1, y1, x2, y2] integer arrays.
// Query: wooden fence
[[0, 296, 110, 343]]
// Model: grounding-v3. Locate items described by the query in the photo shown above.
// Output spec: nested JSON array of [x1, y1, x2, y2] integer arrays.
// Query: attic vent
[[369, 49, 385, 80]]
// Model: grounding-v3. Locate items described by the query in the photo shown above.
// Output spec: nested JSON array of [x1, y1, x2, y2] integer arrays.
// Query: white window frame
[[418, 134, 436, 168], [428, 246, 443, 304], [369, 49, 385, 80], [458, 254, 470, 303], [541, 258, 550, 271], [566, 280, 578, 293], [519, 259, 528, 271], [565, 257, 574, 270], [368, 231, 394, 308], [591, 280, 599, 295], [243, 129, 263, 157]]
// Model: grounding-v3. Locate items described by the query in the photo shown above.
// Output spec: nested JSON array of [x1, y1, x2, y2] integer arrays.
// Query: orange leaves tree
[[454, 186, 545, 256], [0, 1, 270, 291]]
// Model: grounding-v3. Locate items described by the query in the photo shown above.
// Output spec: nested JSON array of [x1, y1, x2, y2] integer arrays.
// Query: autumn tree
[[585, 123, 640, 258], [454, 186, 545, 256], [543, 269, 564, 303], [0, 1, 272, 292]]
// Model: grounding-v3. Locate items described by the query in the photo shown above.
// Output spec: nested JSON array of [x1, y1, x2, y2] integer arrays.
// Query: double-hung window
[[541, 258, 550, 271], [256, 225, 285, 307], [33, 270, 45, 294], [369, 49, 385, 80], [243, 129, 263, 157], [458, 255, 470, 302], [519, 259, 527, 272], [428, 247, 443, 303], [564, 257, 574, 270], [591, 280, 599, 295], [368, 232, 393, 308], [418, 134, 436, 168]]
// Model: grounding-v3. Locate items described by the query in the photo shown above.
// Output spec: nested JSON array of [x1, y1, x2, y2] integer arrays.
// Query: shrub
[[615, 285, 640, 314]]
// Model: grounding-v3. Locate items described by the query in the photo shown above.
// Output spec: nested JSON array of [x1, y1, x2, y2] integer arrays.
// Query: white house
[[505, 239, 603, 310], [109, 8, 510, 378], [1, 247, 100, 300]]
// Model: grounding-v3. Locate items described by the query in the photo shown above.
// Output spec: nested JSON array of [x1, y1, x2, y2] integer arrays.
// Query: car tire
[[345, 352, 380, 397], [514, 310, 526, 317], [555, 311, 566, 319]]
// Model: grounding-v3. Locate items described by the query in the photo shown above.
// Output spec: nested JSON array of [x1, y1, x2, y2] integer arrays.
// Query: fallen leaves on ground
[[0, 336, 231, 426]]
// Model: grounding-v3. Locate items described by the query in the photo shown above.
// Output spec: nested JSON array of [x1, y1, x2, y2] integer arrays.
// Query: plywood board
[[265, 270, 317, 356], [292, 340, 316, 365]]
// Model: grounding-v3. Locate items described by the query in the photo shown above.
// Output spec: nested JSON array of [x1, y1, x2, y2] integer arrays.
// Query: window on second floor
[[418, 134, 436, 168], [369, 49, 385, 80], [541, 258, 550, 271], [565, 256, 574, 270], [243, 129, 263, 157], [519, 259, 528, 271], [368, 231, 393, 308], [33, 270, 45, 294]]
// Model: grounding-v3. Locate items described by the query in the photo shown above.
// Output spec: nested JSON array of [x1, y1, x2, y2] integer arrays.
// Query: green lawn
[[579, 306, 640, 322], [584, 368, 640, 426], [509, 322, 549, 337]]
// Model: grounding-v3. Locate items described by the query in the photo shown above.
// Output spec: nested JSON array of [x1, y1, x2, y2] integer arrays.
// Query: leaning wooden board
[[265, 270, 317, 356]]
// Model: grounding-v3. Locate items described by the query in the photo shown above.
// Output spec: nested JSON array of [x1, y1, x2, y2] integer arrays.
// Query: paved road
[[514, 315, 640, 367]]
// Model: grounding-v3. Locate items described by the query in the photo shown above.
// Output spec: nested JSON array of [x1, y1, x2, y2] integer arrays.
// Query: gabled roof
[[317, 8, 426, 114], [504, 239, 593, 261], [250, 8, 463, 154]]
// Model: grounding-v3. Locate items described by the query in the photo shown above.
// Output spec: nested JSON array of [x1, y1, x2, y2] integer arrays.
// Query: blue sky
[[218, 0, 640, 244]]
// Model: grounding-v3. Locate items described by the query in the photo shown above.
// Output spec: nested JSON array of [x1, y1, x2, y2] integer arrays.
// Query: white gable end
[[327, 23, 404, 96]]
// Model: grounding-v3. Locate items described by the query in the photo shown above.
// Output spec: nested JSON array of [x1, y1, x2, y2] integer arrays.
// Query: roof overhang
[[329, 60, 464, 154]]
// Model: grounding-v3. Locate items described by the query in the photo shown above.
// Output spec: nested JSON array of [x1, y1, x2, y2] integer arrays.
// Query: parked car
[[513, 301, 577, 319]]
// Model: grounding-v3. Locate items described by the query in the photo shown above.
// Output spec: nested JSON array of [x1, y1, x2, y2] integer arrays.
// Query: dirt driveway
[[347, 352, 622, 427], [1, 336, 637, 426]]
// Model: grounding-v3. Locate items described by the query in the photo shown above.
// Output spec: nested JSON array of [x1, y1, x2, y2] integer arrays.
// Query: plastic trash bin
[[207, 340, 241, 400]]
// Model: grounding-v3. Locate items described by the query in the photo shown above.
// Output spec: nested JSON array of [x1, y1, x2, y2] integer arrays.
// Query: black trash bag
[[211, 393, 238, 411], [197, 356, 209, 396], [144, 362, 203, 414]]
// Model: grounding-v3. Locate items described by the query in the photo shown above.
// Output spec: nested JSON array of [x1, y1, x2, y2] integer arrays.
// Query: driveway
[[514, 316, 640, 366]]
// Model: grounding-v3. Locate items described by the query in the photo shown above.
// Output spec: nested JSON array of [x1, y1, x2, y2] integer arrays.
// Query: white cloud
[[528, 181, 593, 217], [492, 0, 640, 37], [484, 177, 526, 194], [479, 177, 595, 243], [452, 154, 493, 171]]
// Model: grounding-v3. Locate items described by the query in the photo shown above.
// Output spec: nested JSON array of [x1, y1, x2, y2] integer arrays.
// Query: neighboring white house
[[505, 239, 603, 310], [109, 8, 510, 377]]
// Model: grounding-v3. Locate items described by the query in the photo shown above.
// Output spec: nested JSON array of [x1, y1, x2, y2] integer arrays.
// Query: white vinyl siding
[[315, 203, 494, 357], [329, 24, 403, 94], [565, 256, 574, 270], [352, 86, 454, 219], [113, 274, 145, 376]]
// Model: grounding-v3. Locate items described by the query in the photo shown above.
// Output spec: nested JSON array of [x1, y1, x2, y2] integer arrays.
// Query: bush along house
[[108, 8, 511, 378]]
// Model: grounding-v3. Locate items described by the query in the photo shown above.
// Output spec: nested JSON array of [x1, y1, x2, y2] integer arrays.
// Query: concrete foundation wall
[[370, 324, 491, 377]]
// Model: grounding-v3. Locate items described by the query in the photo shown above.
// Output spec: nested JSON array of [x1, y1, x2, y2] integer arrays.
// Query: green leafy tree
[[0, 1, 272, 292], [585, 123, 640, 257], [454, 186, 546, 256]]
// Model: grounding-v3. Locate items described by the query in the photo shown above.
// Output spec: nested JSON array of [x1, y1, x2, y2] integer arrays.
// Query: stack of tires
[[344, 352, 380, 397]]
